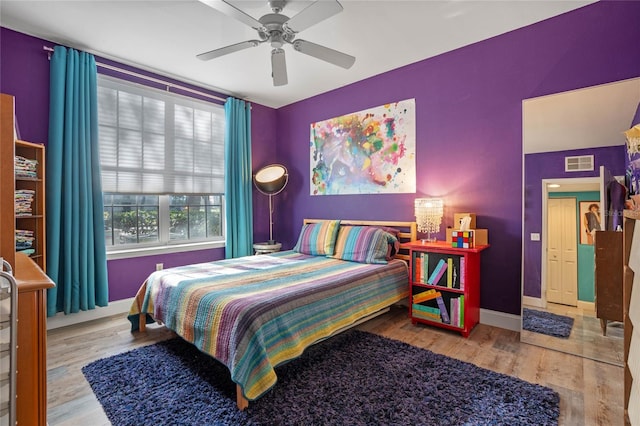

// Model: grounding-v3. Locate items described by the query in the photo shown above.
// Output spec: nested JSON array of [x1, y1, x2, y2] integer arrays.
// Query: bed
[[128, 219, 416, 409]]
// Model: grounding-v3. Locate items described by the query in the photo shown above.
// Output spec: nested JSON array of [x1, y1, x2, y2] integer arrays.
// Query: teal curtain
[[224, 98, 253, 258], [46, 46, 109, 316]]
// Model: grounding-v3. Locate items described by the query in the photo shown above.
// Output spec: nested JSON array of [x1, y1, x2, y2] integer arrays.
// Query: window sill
[[107, 240, 225, 260]]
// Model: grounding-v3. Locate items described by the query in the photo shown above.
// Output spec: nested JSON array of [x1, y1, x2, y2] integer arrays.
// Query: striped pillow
[[293, 220, 341, 255], [330, 226, 392, 264]]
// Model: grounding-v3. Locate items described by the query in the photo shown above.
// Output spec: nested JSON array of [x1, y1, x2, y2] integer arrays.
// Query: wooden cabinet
[[15, 253, 53, 426], [0, 94, 47, 270], [406, 241, 488, 337], [594, 230, 624, 335], [1, 93, 52, 425]]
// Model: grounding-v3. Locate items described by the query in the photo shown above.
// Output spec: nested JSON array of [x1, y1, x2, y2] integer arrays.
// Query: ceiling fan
[[197, 0, 356, 86]]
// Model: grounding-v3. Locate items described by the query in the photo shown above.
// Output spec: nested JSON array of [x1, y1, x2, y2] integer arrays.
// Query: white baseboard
[[480, 308, 521, 332], [522, 296, 595, 314], [46, 297, 134, 330], [577, 300, 595, 313], [522, 296, 543, 308]]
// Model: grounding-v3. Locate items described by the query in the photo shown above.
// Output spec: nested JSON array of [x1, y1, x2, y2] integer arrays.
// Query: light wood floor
[[46, 305, 623, 425], [521, 302, 624, 366]]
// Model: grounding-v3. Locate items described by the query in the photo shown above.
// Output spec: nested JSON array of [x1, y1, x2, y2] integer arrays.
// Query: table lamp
[[414, 198, 444, 242]]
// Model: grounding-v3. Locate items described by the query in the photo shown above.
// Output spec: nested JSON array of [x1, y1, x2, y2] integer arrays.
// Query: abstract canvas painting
[[310, 99, 416, 195]]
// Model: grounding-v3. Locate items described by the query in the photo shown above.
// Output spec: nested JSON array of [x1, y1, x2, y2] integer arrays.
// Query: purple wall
[[2, 1, 640, 314], [0, 29, 51, 143], [523, 146, 626, 298], [275, 1, 640, 315], [0, 27, 277, 301], [251, 103, 279, 243]]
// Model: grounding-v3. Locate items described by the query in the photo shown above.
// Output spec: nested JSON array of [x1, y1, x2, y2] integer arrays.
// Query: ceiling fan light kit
[[197, 0, 355, 86]]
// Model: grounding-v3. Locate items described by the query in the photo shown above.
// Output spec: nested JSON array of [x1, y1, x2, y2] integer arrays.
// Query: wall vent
[[565, 155, 594, 172]]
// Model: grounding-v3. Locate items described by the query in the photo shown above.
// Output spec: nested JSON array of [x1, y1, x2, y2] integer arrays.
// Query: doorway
[[540, 176, 600, 309], [546, 197, 577, 306]]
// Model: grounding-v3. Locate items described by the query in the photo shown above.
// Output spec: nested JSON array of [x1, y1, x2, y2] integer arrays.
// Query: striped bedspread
[[128, 250, 408, 400]]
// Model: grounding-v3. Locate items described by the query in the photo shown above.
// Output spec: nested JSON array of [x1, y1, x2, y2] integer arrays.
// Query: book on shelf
[[452, 263, 458, 289], [421, 253, 429, 283], [412, 305, 442, 322], [435, 294, 450, 324], [412, 303, 440, 314], [412, 295, 450, 324], [414, 253, 422, 283], [413, 311, 442, 322], [427, 258, 447, 285], [459, 257, 465, 291], [449, 296, 466, 328], [447, 258, 453, 288], [414, 252, 430, 284], [450, 298, 459, 327], [412, 289, 440, 304]]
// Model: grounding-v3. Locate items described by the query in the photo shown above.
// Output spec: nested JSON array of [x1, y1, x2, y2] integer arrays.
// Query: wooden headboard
[[303, 219, 417, 262]]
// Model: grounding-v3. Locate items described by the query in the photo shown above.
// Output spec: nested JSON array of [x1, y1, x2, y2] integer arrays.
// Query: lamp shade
[[254, 164, 288, 195], [414, 198, 444, 242]]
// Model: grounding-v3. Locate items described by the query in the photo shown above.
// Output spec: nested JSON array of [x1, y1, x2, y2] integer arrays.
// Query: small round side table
[[253, 242, 282, 255]]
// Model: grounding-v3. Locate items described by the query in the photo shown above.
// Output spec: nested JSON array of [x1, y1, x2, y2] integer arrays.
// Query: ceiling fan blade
[[293, 39, 355, 69], [198, 0, 264, 30], [284, 0, 343, 33], [271, 48, 288, 86], [197, 40, 262, 61]]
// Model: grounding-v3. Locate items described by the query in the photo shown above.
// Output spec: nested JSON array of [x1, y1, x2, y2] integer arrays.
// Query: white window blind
[[98, 75, 225, 194]]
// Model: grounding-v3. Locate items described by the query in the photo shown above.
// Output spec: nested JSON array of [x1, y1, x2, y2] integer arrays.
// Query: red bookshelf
[[406, 241, 489, 337]]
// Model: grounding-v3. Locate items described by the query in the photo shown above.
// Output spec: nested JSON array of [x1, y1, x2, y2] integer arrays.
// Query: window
[[169, 195, 223, 241], [97, 75, 225, 252], [103, 194, 159, 247], [103, 194, 223, 248]]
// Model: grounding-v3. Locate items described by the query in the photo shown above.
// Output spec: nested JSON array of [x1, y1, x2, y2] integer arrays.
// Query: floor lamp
[[254, 164, 288, 245]]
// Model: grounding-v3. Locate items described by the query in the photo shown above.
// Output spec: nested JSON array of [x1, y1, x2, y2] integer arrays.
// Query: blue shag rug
[[522, 308, 574, 338], [82, 330, 559, 425]]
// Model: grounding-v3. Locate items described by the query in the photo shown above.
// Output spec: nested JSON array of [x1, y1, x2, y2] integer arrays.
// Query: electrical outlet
[[156, 263, 163, 271]]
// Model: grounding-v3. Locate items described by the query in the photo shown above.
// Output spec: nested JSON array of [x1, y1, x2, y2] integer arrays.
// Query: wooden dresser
[[594, 230, 624, 335], [15, 253, 54, 425]]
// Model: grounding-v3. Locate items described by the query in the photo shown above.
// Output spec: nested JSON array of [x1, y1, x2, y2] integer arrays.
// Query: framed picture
[[309, 99, 416, 196], [579, 201, 602, 245]]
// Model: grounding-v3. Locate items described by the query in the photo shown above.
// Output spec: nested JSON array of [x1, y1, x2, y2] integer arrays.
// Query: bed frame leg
[[139, 313, 146, 332], [236, 385, 249, 411], [135, 281, 148, 333]]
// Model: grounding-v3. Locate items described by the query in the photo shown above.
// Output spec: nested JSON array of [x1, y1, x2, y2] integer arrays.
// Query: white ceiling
[[1, 0, 596, 108]]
